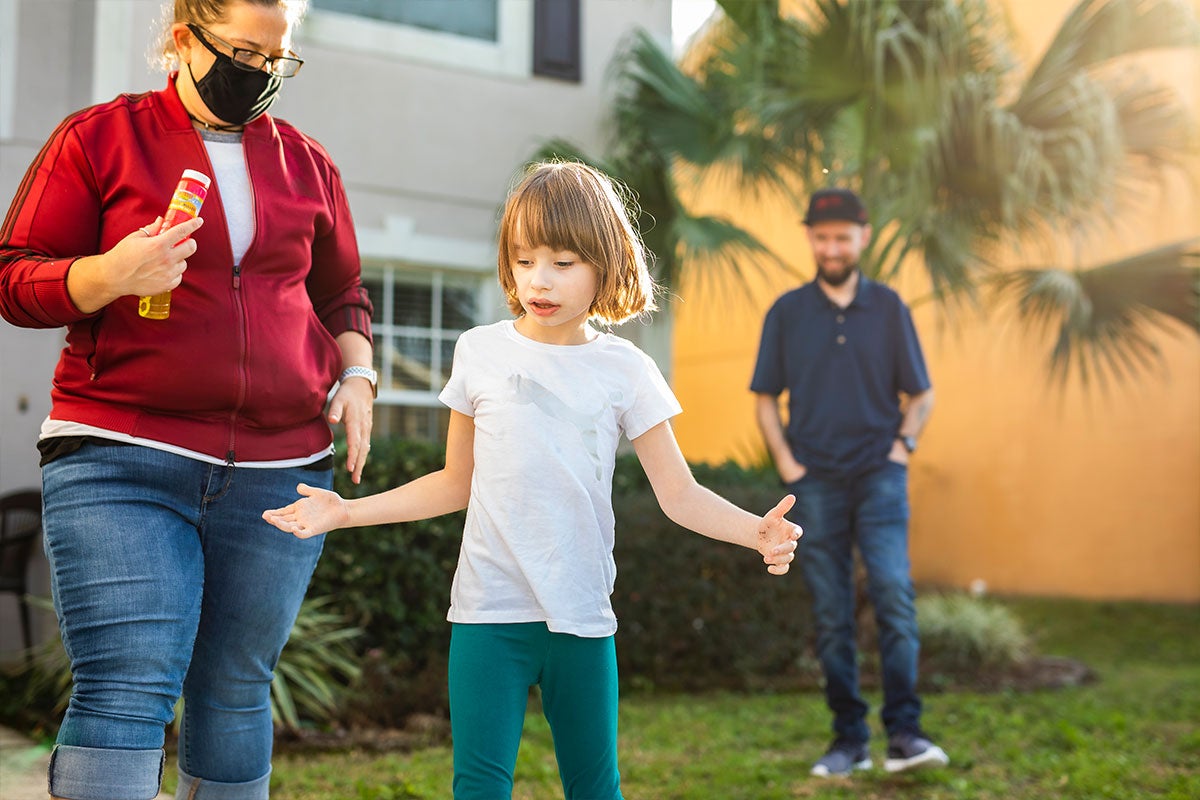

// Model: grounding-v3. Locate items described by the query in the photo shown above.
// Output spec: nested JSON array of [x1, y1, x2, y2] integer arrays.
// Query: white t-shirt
[[438, 320, 682, 637]]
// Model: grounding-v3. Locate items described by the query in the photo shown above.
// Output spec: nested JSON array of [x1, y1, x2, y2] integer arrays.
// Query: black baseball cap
[[803, 188, 868, 225]]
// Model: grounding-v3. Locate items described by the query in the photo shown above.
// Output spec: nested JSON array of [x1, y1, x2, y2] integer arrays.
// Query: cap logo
[[804, 188, 868, 225]]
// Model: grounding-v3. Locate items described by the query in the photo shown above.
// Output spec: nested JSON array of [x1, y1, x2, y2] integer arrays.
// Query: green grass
[[164, 597, 1200, 799]]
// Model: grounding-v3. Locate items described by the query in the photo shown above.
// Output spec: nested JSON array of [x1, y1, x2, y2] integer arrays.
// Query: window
[[310, 0, 498, 41], [532, 0, 581, 82], [363, 266, 483, 443], [302, 0, 532, 78]]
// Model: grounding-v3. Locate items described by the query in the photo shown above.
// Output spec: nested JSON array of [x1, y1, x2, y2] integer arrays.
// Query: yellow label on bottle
[[168, 190, 203, 218]]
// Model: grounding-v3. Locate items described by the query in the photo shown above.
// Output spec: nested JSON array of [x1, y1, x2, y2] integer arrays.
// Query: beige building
[[0, 0, 673, 658]]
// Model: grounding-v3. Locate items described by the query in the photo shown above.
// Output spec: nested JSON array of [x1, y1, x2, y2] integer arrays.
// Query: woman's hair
[[154, 0, 309, 71], [497, 161, 658, 326]]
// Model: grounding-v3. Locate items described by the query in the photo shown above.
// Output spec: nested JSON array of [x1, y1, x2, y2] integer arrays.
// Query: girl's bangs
[[510, 179, 599, 261]]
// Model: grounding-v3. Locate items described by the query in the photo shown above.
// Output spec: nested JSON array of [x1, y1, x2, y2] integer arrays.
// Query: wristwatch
[[897, 434, 917, 454], [340, 366, 378, 398]]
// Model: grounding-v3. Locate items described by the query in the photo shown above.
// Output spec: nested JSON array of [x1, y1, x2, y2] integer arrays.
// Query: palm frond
[[1018, 0, 1200, 114], [1099, 66, 1199, 174], [534, 124, 787, 302], [613, 29, 731, 169], [991, 239, 1200, 384], [1002, 0, 1199, 232], [270, 596, 363, 731], [270, 670, 300, 730], [670, 210, 795, 302], [714, 0, 778, 36]]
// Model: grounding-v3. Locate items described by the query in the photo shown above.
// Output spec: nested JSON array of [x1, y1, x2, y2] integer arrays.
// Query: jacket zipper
[[191, 134, 245, 464], [227, 263, 247, 463], [87, 315, 104, 380], [226, 136, 260, 464]]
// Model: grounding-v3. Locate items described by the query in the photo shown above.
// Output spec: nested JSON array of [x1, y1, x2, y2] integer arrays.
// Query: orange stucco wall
[[670, 0, 1200, 601]]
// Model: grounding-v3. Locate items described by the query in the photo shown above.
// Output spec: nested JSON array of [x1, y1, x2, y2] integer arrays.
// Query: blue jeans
[[41, 441, 328, 800], [789, 461, 921, 743], [449, 623, 622, 800]]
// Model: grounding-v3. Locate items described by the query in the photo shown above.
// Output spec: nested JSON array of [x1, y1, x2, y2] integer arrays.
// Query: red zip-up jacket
[[0, 77, 373, 462]]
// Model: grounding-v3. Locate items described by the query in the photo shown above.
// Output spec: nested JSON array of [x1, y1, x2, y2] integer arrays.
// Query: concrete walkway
[[0, 725, 170, 800], [0, 724, 50, 800]]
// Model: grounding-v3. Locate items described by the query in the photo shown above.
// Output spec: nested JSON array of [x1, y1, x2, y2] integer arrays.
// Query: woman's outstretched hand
[[262, 482, 349, 539], [757, 494, 802, 575]]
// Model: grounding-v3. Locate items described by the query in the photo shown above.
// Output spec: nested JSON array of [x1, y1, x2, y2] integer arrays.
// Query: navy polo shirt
[[750, 276, 931, 478]]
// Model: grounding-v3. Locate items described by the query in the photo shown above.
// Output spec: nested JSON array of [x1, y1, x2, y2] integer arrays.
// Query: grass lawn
[[165, 597, 1200, 799]]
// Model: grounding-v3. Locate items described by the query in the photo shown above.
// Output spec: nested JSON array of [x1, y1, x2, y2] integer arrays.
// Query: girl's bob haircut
[[497, 161, 658, 326]]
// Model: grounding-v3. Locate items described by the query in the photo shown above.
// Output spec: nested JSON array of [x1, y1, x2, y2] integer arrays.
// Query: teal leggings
[[449, 622, 623, 800]]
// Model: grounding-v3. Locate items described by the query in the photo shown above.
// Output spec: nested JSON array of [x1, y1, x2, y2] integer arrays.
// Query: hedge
[[313, 440, 816, 720]]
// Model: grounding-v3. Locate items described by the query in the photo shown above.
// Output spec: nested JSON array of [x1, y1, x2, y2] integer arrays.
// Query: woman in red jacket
[[0, 1, 374, 797]]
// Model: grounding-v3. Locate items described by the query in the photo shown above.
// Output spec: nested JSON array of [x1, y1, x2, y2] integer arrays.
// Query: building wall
[[671, 0, 1200, 601]]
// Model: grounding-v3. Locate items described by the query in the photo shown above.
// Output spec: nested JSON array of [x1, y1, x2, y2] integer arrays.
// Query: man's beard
[[817, 260, 857, 287]]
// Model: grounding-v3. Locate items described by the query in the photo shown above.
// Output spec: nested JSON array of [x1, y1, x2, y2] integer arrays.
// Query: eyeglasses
[[187, 24, 304, 78]]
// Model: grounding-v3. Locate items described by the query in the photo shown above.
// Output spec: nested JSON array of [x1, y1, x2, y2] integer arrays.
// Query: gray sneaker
[[810, 738, 872, 777], [883, 730, 949, 773]]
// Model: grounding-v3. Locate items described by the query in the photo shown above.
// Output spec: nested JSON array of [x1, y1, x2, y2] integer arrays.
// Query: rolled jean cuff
[[48, 744, 165, 800], [176, 766, 271, 799]]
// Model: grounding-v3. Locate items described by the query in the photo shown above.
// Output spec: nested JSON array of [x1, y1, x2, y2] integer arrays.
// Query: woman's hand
[[327, 377, 373, 484], [330, 332, 375, 485], [757, 494, 802, 575], [262, 482, 349, 539], [67, 216, 204, 314]]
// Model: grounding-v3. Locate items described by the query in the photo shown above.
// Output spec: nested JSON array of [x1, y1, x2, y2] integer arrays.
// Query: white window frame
[[367, 265, 487, 406], [356, 215, 500, 412], [300, 0, 533, 79]]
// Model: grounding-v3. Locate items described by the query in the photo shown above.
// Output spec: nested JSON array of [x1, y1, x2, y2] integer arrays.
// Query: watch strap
[[340, 366, 378, 398]]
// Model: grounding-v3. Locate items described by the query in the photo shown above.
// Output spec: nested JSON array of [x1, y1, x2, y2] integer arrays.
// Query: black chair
[[0, 489, 43, 662]]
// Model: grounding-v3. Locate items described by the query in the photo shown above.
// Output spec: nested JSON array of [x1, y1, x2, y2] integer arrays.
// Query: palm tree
[[535, 27, 802, 301], [545, 0, 1200, 384]]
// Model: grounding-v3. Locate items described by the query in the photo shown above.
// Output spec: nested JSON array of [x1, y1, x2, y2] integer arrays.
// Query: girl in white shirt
[[263, 160, 802, 800]]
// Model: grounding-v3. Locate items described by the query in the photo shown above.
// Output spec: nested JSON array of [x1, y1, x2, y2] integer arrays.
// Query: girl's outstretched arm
[[631, 420, 801, 574], [263, 410, 476, 538]]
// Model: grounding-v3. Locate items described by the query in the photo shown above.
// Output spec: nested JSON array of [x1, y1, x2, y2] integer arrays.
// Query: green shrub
[[0, 596, 71, 738], [272, 597, 363, 730], [313, 441, 816, 717], [611, 463, 815, 692], [314, 437, 463, 721], [916, 592, 1031, 675], [319, 437, 462, 659]]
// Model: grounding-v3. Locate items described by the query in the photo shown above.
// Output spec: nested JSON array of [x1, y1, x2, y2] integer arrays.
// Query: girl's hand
[[262, 482, 349, 539], [757, 494, 802, 575]]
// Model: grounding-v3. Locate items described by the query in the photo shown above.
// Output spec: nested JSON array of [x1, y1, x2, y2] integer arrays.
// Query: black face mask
[[187, 31, 282, 126]]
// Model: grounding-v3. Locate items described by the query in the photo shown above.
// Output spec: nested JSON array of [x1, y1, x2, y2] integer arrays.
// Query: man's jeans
[[788, 461, 921, 743], [41, 441, 328, 800]]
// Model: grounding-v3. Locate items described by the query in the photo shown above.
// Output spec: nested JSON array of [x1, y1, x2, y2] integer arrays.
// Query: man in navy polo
[[751, 188, 947, 777]]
